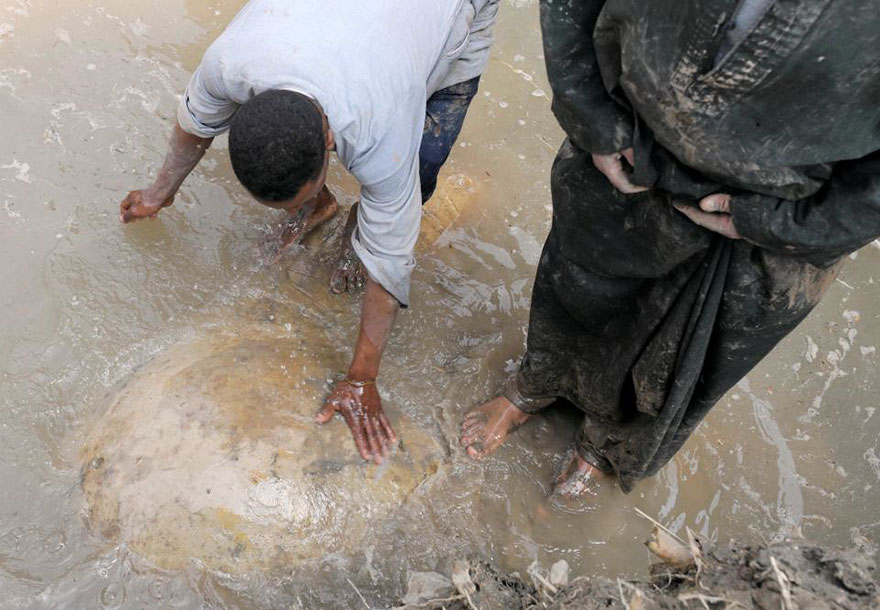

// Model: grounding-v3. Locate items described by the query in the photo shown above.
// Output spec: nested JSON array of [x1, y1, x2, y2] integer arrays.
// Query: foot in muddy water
[[267, 187, 339, 264], [329, 204, 367, 293], [552, 448, 609, 499], [460, 395, 531, 458]]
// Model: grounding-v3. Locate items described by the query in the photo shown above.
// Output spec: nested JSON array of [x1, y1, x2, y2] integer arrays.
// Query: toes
[[354, 268, 366, 292], [556, 476, 587, 498], [466, 444, 485, 459], [460, 416, 482, 431], [460, 420, 480, 434], [459, 422, 485, 446], [553, 458, 600, 498], [459, 430, 478, 447], [554, 481, 574, 498], [460, 424, 483, 445], [329, 270, 347, 294], [461, 412, 486, 428]]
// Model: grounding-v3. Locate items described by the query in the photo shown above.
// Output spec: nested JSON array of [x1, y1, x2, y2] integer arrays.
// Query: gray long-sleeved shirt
[[177, 0, 498, 305]]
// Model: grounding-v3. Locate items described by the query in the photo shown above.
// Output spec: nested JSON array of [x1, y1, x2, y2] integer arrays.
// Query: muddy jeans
[[504, 140, 842, 492], [419, 76, 480, 203]]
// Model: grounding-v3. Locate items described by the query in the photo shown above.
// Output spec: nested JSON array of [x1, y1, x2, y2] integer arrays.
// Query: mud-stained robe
[[508, 0, 880, 491]]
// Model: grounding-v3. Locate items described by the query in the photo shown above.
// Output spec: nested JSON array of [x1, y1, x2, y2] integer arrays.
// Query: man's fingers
[[271, 240, 293, 265], [363, 417, 384, 464], [378, 411, 397, 443], [314, 400, 337, 424], [342, 409, 372, 461], [277, 214, 309, 257], [606, 170, 649, 195], [120, 203, 156, 224], [119, 191, 171, 225], [592, 151, 649, 195], [371, 415, 391, 457], [674, 203, 741, 239], [120, 199, 133, 223], [592, 155, 621, 182], [621, 147, 636, 167], [674, 203, 715, 229], [605, 159, 649, 194], [699, 193, 731, 213]]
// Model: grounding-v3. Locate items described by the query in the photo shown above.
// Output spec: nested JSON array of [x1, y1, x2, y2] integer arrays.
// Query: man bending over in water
[[120, 0, 498, 463], [462, 0, 880, 497]]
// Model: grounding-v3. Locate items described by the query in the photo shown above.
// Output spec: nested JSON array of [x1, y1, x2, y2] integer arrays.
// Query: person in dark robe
[[460, 0, 880, 496]]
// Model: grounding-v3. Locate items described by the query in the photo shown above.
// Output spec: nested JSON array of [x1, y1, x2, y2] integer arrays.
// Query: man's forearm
[[540, 0, 631, 154], [729, 151, 880, 267], [347, 277, 400, 380], [146, 122, 213, 201]]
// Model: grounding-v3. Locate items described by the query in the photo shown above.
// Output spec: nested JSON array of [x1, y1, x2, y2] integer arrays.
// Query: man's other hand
[[591, 148, 649, 194], [315, 379, 397, 464], [674, 193, 742, 240], [120, 190, 174, 223]]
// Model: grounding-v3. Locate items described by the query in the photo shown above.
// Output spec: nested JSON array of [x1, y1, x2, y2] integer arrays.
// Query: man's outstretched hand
[[319, 278, 401, 464], [315, 380, 397, 464], [120, 190, 174, 223]]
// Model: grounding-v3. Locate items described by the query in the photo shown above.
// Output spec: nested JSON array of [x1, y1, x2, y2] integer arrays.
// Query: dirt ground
[[394, 537, 878, 610]]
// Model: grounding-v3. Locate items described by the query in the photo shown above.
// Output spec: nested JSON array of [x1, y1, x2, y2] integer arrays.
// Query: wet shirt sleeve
[[351, 157, 422, 307], [449, 0, 500, 81], [176, 60, 239, 138], [730, 151, 880, 268], [539, 0, 632, 154]]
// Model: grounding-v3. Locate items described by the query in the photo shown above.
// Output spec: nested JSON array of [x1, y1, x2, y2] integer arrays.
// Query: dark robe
[[509, 0, 880, 492]]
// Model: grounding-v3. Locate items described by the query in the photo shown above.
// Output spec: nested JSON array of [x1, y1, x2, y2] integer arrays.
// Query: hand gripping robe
[[508, 0, 880, 491]]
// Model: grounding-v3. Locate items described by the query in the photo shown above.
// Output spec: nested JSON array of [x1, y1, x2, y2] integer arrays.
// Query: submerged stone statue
[[80, 321, 445, 574], [81, 176, 475, 573]]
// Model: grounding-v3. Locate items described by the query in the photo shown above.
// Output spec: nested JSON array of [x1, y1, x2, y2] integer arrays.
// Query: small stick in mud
[[386, 595, 466, 610], [678, 592, 745, 609], [450, 560, 479, 610], [634, 507, 689, 547], [348, 577, 372, 610], [527, 560, 559, 596], [617, 578, 647, 610], [770, 556, 794, 610], [685, 527, 705, 584]]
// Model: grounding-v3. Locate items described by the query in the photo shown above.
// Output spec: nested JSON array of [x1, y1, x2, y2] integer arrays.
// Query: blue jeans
[[418, 76, 481, 203]]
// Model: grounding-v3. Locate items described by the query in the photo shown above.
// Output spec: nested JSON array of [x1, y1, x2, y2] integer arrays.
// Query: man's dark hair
[[229, 89, 325, 202]]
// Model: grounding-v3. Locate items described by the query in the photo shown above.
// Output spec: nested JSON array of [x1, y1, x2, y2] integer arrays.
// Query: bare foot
[[269, 187, 339, 264], [460, 395, 531, 458], [553, 449, 609, 498], [329, 203, 367, 294]]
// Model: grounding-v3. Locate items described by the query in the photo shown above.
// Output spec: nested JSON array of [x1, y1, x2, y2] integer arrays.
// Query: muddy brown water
[[1, 1, 879, 608]]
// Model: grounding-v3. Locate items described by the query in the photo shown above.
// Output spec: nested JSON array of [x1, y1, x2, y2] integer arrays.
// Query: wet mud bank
[[395, 539, 878, 610]]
